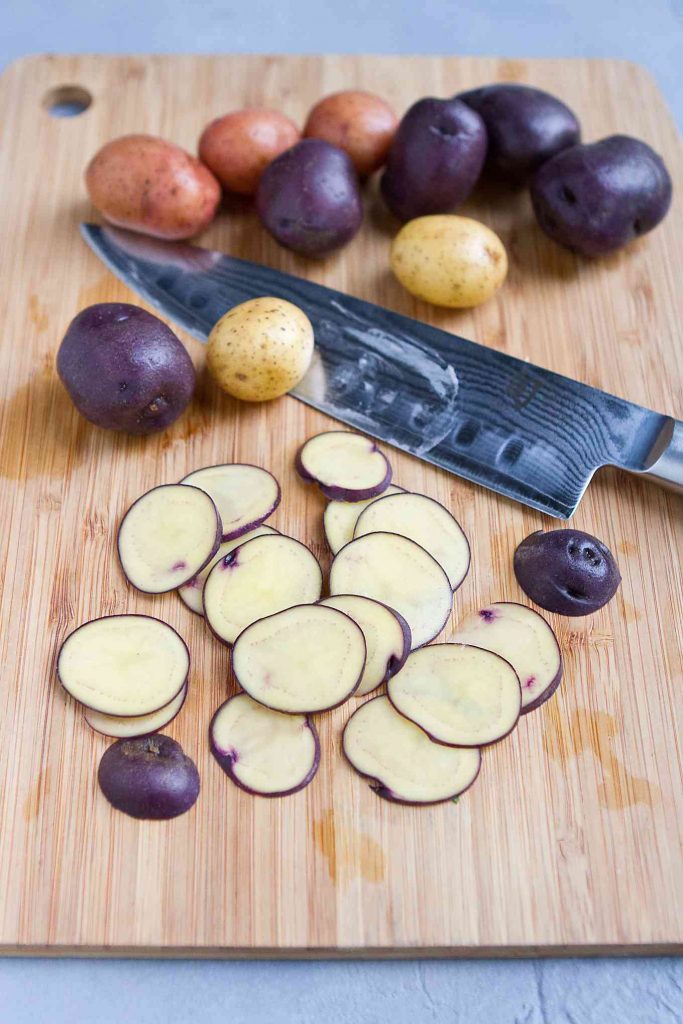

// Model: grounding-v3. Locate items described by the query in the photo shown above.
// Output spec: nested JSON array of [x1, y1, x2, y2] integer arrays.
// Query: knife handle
[[638, 419, 683, 495]]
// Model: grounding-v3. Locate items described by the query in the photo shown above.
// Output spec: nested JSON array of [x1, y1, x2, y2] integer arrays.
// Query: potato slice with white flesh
[[343, 696, 481, 805], [296, 431, 392, 500], [178, 525, 279, 615], [323, 484, 405, 554], [204, 534, 322, 645], [329, 532, 452, 649], [181, 463, 280, 541], [388, 643, 521, 747], [320, 595, 410, 696], [58, 615, 189, 716], [232, 604, 366, 712], [453, 602, 563, 714], [210, 693, 320, 796], [85, 683, 188, 738], [354, 492, 470, 591], [118, 483, 222, 593]]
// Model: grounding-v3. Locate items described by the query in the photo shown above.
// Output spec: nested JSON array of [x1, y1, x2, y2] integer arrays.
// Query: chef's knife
[[81, 224, 682, 519]]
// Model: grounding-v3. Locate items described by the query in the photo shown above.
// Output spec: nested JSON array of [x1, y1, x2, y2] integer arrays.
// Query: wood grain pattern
[[0, 54, 681, 957]]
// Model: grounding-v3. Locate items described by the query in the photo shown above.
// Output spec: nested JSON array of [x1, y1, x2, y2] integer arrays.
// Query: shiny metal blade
[[81, 223, 674, 519]]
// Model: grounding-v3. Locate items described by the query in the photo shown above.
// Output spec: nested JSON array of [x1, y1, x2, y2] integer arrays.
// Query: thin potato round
[[320, 594, 411, 695], [323, 484, 405, 554], [85, 684, 188, 738], [180, 463, 280, 541], [178, 525, 279, 616], [296, 431, 392, 501]]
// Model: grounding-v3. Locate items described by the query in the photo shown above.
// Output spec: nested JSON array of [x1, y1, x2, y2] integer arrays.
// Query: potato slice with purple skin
[[180, 464, 280, 542], [453, 602, 563, 714], [85, 683, 188, 738], [343, 695, 481, 805], [320, 594, 411, 696], [232, 604, 366, 713], [329, 532, 452, 650], [323, 484, 405, 555], [178, 525, 279, 616], [204, 534, 323, 646], [118, 483, 222, 593], [388, 643, 521, 747], [354, 492, 470, 591], [296, 431, 392, 501], [210, 693, 320, 796], [57, 615, 189, 716]]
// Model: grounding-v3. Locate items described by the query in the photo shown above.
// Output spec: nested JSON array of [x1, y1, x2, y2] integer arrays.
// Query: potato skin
[[530, 135, 673, 257], [303, 90, 398, 177], [457, 83, 580, 182], [85, 134, 221, 240], [207, 297, 314, 402], [390, 215, 508, 308], [198, 109, 300, 195], [380, 98, 487, 222], [57, 303, 195, 434]]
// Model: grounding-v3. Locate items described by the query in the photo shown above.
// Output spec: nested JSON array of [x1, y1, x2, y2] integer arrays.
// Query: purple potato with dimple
[[255, 138, 363, 258], [380, 97, 487, 222], [456, 83, 580, 182], [97, 735, 200, 820], [530, 135, 672, 257], [514, 529, 622, 616], [57, 303, 195, 434]]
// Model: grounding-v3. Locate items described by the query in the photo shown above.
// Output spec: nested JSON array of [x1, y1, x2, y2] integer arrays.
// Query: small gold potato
[[390, 215, 508, 308], [207, 297, 314, 402]]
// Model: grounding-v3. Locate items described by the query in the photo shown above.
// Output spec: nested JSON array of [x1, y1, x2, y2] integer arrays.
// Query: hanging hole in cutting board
[[43, 85, 92, 118]]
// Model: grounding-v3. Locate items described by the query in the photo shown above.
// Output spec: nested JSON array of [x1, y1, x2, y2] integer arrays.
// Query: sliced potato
[[320, 594, 410, 695], [296, 431, 392, 501], [85, 684, 187, 738], [178, 525, 279, 616], [181, 464, 280, 541], [323, 484, 405, 555]]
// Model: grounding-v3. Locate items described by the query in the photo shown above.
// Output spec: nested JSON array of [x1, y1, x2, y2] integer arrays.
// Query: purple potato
[[530, 135, 672, 257], [57, 303, 195, 434], [255, 138, 363, 257], [98, 734, 200, 820], [457, 83, 580, 182], [514, 529, 621, 616], [380, 97, 487, 222]]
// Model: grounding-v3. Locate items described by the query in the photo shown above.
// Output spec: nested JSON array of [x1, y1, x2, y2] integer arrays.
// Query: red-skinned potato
[[85, 134, 221, 240], [304, 90, 398, 177], [199, 109, 301, 196]]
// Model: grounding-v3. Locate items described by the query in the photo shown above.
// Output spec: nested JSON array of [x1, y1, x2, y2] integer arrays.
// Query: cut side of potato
[[178, 525, 279, 616], [323, 484, 405, 555], [203, 534, 322, 645], [453, 602, 563, 713], [296, 431, 392, 501], [329, 532, 452, 650], [388, 643, 521, 747], [84, 683, 188, 738], [117, 483, 222, 594], [181, 464, 280, 541], [210, 692, 320, 796], [354, 491, 470, 591], [320, 594, 410, 696], [58, 615, 189, 716], [232, 604, 366, 713], [343, 695, 481, 804]]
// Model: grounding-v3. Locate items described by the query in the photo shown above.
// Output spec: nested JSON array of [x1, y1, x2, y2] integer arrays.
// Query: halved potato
[[232, 604, 366, 712], [343, 695, 481, 804], [181, 464, 280, 541], [320, 594, 410, 695], [296, 431, 392, 500], [323, 484, 405, 554], [210, 692, 320, 796]]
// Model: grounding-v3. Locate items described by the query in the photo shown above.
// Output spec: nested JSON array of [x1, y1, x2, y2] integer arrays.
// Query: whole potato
[[57, 303, 195, 433], [390, 215, 508, 308], [380, 98, 487, 222], [530, 135, 673, 257], [207, 297, 314, 401], [256, 139, 363, 257], [457, 83, 580, 183], [303, 90, 398, 177], [85, 134, 221, 240], [198, 109, 300, 195]]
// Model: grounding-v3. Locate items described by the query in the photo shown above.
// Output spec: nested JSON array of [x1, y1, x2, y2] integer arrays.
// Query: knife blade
[[81, 223, 682, 519]]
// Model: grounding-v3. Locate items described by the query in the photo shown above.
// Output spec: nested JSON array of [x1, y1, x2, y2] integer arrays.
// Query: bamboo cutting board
[[0, 54, 681, 958]]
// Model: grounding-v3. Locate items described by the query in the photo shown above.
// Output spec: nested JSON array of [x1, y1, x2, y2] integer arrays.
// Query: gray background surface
[[1, 1, 682, 1021]]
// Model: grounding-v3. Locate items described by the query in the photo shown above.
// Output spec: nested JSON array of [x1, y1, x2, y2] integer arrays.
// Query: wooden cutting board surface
[[0, 54, 681, 958]]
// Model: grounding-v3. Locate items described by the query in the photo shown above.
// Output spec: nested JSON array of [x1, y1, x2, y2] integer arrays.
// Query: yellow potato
[[207, 297, 314, 402], [390, 215, 508, 308]]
